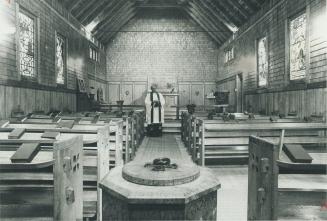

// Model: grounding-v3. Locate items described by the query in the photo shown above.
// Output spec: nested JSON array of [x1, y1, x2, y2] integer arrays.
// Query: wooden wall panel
[[191, 84, 204, 106], [245, 87, 326, 118], [106, 81, 215, 108], [178, 81, 215, 108], [178, 83, 190, 106], [0, 85, 76, 119], [204, 83, 216, 107], [0, 86, 6, 119], [108, 83, 120, 104], [108, 81, 148, 105], [121, 84, 133, 105], [134, 83, 147, 105], [5, 86, 19, 118]]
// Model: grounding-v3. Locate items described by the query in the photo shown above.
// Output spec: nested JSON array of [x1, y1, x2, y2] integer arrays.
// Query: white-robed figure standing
[[145, 85, 165, 136]]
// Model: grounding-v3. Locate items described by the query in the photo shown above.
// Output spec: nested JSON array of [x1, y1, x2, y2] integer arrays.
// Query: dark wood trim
[[0, 79, 77, 94], [244, 80, 326, 95], [87, 74, 107, 84], [216, 72, 242, 85]]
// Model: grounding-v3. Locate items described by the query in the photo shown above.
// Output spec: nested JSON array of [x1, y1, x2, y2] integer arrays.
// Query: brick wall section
[[216, 0, 326, 117], [106, 8, 219, 87], [0, 0, 106, 90]]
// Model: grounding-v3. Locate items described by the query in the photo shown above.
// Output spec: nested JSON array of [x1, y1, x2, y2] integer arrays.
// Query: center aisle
[[134, 134, 191, 164], [135, 135, 248, 221]]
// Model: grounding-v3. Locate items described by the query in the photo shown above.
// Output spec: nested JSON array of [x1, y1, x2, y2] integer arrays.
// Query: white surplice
[[145, 91, 165, 124]]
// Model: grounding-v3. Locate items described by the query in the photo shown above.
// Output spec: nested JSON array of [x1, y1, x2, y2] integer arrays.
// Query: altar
[[162, 93, 180, 120]]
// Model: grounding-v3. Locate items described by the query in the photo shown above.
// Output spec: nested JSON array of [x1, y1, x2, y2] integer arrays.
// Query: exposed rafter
[[65, 0, 84, 13], [60, 0, 266, 46], [190, 1, 231, 39], [80, 0, 111, 25], [184, 7, 222, 44], [73, 0, 98, 19], [188, 2, 225, 42], [95, 2, 135, 40], [200, 0, 238, 33], [102, 10, 137, 44], [92, 0, 131, 37], [212, 0, 243, 27]]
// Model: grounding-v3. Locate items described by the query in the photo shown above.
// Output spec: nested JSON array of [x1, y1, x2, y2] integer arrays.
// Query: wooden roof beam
[[102, 10, 137, 44], [211, 0, 243, 26], [201, 0, 238, 32], [95, 2, 135, 39], [82, 0, 121, 26], [96, 6, 135, 40], [189, 6, 226, 43], [92, 0, 133, 35], [73, 0, 99, 19], [192, 0, 232, 38], [237, 0, 256, 15], [222, 0, 250, 19], [80, 0, 111, 25], [247, 0, 263, 9], [65, 0, 84, 12], [91, 0, 127, 35], [184, 7, 222, 45], [189, 1, 229, 41]]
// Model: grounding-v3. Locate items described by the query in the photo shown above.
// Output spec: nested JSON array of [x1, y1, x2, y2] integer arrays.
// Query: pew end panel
[[198, 119, 205, 166], [53, 135, 84, 221], [97, 125, 110, 221], [109, 120, 124, 167], [248, 136, 278, 221]]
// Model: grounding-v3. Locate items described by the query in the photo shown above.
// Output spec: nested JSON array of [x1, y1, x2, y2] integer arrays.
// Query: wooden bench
[[34, 110, 146, 162], [180, 112, 302, 152], [195, 121, 326, 166], [0, 120, 123, 220], [248, 136, 327, 220], [0, 135, 85, 220]]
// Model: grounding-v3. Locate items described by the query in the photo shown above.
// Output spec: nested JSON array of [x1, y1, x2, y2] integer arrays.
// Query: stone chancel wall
[[106, 8, 218, 87]]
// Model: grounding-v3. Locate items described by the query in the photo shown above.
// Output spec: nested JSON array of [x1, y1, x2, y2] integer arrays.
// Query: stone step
[[162, 128, 180, 133]]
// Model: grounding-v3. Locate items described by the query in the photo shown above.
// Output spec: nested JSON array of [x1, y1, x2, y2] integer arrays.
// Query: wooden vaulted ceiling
[[62, 0, 266, 46]]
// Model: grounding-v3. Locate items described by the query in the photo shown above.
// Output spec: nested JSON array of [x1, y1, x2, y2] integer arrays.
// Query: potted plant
[[186, 104, 196, 114]]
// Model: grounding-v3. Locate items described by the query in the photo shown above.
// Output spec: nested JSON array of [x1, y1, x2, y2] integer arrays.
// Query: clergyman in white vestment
[[145, 86, 165, 125]]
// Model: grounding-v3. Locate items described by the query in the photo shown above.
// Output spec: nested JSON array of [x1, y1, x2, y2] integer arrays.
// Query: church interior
[[0, 0, 326, 220]]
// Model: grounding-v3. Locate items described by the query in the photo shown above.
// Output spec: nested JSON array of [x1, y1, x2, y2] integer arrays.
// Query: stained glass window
[[18, 11, 36, 77], [89, 46, 99, 61], [55, 33, 65, 84], [257, 37, 268, 87], [224, 47, 234, 63], [290, 13, 307, 80]]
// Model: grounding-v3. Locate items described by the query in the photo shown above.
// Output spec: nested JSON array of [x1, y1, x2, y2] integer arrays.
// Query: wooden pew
[[181, 111, 305, 163], [0, 135, 84, 220], [180, 111, 301, 146], [248, 136, 327, 220], [195, 121, 327, 166], [17, 109, 145, 162], [0, 119, 124, 166], [0, 121, 123, 220]]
